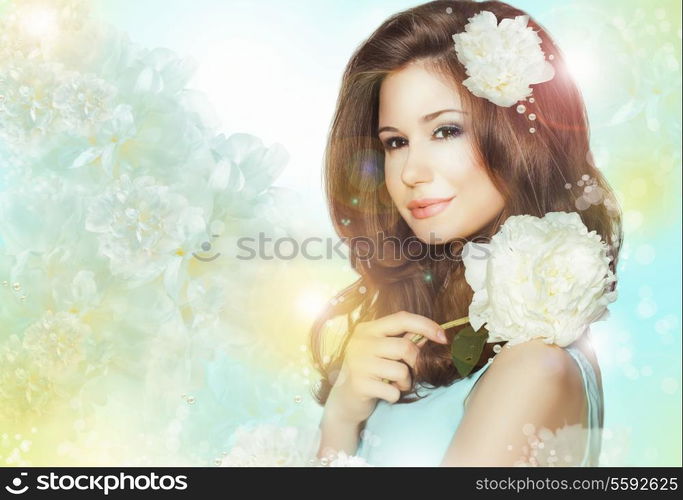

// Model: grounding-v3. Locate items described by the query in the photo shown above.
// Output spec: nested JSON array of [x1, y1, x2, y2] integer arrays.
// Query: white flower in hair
[[462, 211, 617, 347], [452, 10, 555, 107]]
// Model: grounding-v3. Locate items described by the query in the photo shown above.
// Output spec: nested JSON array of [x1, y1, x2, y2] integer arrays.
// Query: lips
[[407, 196, 455, 219]]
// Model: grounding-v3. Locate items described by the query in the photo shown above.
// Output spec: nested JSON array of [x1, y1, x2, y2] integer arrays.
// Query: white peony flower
[[219, 424, 321, 467], [452, 10, 555, 107], [85, 174, 207, 291], [52, 71, 118, 135], [218, 423, 373, 467], [21, 310, 91, 377], [328, 450, 373, 467], [208, 132, 289, 219], [70, 104, 137, 177], [0, 57, 117, 159], [0, 310, 100, 422], [462, 211, 617, 347], [0, 58, 65, 143]]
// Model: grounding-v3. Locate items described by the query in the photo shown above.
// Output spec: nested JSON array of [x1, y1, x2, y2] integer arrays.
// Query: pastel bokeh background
[[0, 0, 680, 466]]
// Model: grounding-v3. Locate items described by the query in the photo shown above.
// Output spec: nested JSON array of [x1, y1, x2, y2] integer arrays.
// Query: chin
[[404, 212, 475, 245], [408, 224, 460, 245]]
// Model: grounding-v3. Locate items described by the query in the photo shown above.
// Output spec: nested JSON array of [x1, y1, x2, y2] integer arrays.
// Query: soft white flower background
[[0, 0, 680, 466]]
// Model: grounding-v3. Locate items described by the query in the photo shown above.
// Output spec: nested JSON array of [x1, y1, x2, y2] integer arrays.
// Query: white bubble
[[655, 315, 678, 335], [209, 219, 225, 236], [637, 298, 657, 318], [624, 364, 639, 379], [575, 197, 591, 211], [623, 210, 643, 232], [661, 377, 678, 394], [522, 423, 536, 436], [615, 347, 632, 363], [635, 244, 656, 265], [584, 186, 604, 203]]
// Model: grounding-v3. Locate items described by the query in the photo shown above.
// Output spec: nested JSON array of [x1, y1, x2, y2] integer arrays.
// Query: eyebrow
[[377, 108, 468, 135]]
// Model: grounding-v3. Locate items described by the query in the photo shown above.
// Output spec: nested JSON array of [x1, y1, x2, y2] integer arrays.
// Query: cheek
[[383, 168, 402, 201], [457, 166, 505, 212]]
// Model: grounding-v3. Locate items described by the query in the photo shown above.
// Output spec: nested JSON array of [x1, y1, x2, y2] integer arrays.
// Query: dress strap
[[564, 342, 603, 466], [462, 359, 494, 409]]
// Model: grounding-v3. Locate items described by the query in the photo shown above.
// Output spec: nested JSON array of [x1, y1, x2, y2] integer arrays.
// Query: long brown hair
[[308, 0, 623, 405]]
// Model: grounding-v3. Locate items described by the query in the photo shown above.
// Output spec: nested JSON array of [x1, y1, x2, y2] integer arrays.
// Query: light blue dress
[[355, 342, 603, 466]]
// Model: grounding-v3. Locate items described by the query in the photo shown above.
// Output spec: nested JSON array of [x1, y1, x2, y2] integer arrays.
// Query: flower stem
[[381, 316, 470, 384], [407, 315, 470, 344]]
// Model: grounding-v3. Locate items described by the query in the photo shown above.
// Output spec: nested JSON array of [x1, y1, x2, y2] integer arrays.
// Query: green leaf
[[450, 324, 488, 378]]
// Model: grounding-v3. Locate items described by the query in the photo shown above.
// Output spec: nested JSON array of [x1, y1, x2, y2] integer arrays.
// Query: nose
[[400, 143, 433, 187]]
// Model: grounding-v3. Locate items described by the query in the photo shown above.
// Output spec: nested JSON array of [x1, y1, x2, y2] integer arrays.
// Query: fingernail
[[437, 329, 447, 342]]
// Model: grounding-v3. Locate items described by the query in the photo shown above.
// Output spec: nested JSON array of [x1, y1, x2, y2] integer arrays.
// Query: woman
[[309, 0, 622, 466]]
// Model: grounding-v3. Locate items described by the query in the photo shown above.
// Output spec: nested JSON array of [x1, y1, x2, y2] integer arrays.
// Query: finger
[[376, 336, 420, 369], [403, 331, 429, 348], [372, 358, 411, 387], [380, 375, 411, 392], [370, 311, 447, 344], [364, 378, 401, 404]]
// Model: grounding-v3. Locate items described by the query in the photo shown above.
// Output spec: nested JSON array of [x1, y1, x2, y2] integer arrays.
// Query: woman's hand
[[325, 310, 448, 426]]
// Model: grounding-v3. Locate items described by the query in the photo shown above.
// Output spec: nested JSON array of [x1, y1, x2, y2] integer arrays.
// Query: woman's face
[[378, 60, 505, 244]]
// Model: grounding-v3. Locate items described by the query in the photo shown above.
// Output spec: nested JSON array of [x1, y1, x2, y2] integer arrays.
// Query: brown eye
[[434, 125, 463, 139], [383, 137, 407, 150]]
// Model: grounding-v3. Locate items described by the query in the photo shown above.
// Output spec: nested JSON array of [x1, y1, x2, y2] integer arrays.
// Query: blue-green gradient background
[[1, 0, 680, 466]]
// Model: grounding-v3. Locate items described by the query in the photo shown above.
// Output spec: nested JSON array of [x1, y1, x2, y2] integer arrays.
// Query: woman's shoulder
[[467, 338, 587, 418], [444, 337, 596, 466], [489, 338, 583, 378]]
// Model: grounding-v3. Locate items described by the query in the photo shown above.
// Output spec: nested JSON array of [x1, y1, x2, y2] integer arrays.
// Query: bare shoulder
[[443, 339, 591, 465], [492, 338, 581, 376], [443, 338, 595, 465], [470, 338, 585, 405]]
